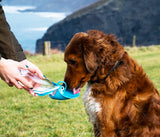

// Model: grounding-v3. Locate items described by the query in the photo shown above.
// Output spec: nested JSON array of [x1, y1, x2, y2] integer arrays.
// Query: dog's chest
[[83, 84, 101, 124]]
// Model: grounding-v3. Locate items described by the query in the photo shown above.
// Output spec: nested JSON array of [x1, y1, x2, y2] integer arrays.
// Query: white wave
[[24, 27, 48, 32], [34, 12, 66, 19], [3, 6, 35, 14], [3, 6, 66, 19]]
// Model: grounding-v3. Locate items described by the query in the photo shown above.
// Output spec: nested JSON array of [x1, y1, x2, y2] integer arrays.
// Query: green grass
[[0, 45, 160, 137], [125, 45, 160, 89]]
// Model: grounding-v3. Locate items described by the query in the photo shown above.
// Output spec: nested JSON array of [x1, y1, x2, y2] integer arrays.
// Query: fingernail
[[25, 65, 29, 68]]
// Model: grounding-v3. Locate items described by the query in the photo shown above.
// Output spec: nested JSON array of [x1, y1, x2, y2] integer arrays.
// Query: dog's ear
[[81, 36, 98, 73], [83, 48, 98, 73]]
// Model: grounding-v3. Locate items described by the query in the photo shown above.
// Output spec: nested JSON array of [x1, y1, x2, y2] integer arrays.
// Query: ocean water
[[3, 6, 67, 53]]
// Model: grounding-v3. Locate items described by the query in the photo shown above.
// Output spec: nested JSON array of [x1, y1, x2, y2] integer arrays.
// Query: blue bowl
[[49, 81, 79, 100], [49, 87, 79, 100]]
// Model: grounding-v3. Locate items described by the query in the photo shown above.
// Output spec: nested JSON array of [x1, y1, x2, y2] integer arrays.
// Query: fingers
[[3, 70, 33, 89], [23, 86, 37, 96], [6, 78, 37, 96], [16, 76, 33, 89], [8, 83, 14, 87], [1, 74, 22, 89], [13, 80, 23, 89], [27, 66, 44, 79], [5, 79, 23, 89], [19, 61, 44, 79], [29, 90, 38, 96]]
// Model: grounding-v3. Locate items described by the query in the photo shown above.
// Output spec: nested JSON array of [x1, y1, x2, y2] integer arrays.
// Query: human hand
[[0, 57, 33, 89], [0, 58, 45, 96]]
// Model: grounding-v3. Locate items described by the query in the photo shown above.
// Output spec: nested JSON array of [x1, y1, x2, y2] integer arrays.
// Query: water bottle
[[19, 69, 80, 100], [19, 69, 59, 96]]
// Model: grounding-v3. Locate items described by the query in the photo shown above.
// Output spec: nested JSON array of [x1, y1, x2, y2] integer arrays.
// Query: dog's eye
[[69, 59, 76, 65]]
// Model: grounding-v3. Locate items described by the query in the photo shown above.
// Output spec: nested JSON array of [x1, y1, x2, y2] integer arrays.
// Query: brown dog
[[64, 30, 160, 137]]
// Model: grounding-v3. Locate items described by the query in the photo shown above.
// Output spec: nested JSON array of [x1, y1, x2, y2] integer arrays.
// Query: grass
[[125, 45, 160, 89], [0, 45, 160, 137]]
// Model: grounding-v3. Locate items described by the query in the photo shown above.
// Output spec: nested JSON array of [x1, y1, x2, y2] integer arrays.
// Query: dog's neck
[[90, 61, 122, 82], [89, 52, 131, 92]]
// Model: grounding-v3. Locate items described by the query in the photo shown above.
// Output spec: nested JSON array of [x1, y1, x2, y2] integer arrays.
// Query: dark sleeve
[[0, 5, 26, 61]]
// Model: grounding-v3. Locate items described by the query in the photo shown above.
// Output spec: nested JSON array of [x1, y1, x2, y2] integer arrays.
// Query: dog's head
[[64, 30, 124, 92]]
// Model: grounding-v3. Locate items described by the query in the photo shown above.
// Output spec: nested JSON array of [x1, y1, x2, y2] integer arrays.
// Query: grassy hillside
[[0, 46, 160, 137]]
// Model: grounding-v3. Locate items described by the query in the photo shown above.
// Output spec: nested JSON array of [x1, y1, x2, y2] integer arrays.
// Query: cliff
[[36, 0, 160, 53]]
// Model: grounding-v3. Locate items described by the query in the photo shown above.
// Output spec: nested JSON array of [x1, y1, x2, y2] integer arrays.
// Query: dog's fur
[[64, 30, 160, 137]]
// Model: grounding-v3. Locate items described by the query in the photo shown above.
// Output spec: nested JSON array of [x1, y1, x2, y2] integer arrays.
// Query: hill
[[36, 0, 160, 53]]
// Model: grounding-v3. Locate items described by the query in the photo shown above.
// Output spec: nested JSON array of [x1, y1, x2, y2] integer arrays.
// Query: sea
[[2, 6, 67, 53]]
